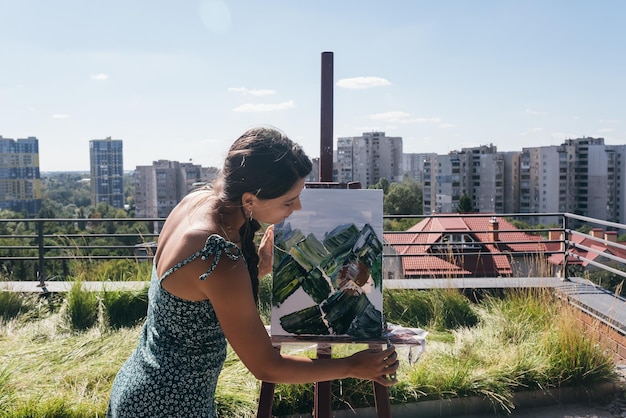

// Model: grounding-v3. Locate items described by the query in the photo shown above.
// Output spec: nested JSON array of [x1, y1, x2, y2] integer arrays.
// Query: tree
[[369, 177, 390, 194], [456, 194, 475, 213], [384, 178, 422, 216]]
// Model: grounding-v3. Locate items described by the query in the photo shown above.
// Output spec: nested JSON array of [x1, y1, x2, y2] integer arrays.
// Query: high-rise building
[[518, 145, 563, 224], [420, 137, 626, 227], [308, 157, 320, 183], [465, 145, 504, 213], [335, 132, 403, 188], [89, 137, 124, 208], [423, 153, 457, 214], [608, 144, 626, 226], [334, 137, 354, 183], [134, 160, 218, 220], [403, 153, 435, 184], [0, 136, 41, 215], [520, 137, 614, 226], [423, 144, 503, 214], [501, 151, 521, 214]]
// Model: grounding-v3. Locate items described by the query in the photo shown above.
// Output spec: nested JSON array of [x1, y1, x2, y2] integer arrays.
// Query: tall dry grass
[[0, 284, 618, 417]]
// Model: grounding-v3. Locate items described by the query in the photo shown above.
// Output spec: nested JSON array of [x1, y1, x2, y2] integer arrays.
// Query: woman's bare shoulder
[[156, 199, 220, 272]]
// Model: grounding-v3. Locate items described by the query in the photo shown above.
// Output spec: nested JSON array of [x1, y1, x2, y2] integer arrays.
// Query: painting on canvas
[[271, 188, 384, 339]]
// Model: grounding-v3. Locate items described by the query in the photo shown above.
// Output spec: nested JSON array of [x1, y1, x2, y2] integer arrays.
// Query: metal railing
[[0, 217, 163, 285], [0, 213, 625, 289]]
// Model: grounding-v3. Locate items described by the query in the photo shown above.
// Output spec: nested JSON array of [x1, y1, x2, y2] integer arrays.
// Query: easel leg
[[256, 381, 275, 418], [370, 342, 392, 417], [373, 382, 392, 418], [314, 344, 332, 418], [257, 345, 281, 418]]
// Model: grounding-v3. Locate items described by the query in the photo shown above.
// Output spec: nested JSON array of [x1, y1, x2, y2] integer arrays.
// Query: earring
[[248, 210, 253, 222]]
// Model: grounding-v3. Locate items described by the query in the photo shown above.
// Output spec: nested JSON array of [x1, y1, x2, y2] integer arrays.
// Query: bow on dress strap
[[199, 234, 243, 280]]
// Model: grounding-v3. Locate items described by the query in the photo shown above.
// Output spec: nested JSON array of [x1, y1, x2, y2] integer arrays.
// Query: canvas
[[271, 188, 384, 339]]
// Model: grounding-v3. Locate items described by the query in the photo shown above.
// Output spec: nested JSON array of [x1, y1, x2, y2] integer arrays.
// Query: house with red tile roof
[[546, 228, 626, 277], [383, 215, 549, 279]]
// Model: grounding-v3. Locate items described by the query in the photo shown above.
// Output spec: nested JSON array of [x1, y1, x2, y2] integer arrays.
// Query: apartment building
[[419, 137, 626, 226], [0, 136, 41, 215], [89, 137, 124, 208], [518, 145, 562, 224], [335, 132, 403, 188], [609, 144, 626, 226], [423, 153, 457, 214], [423, 144, 503, 214], [403, 153, 435, 183], [501, 151, 521, 214], [334, 137, 354, 183], [134, 160, 218, 219], [518, 137, 621, 226]]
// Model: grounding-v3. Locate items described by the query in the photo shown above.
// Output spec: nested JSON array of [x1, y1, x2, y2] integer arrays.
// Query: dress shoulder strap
[[159, 234, 243, 282]]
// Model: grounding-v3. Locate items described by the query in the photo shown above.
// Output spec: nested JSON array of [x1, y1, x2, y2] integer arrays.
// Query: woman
[[107, 127, 398, 417]]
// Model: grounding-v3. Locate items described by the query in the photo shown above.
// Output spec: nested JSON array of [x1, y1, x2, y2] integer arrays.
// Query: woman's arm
[[194, 256, 398, 386]]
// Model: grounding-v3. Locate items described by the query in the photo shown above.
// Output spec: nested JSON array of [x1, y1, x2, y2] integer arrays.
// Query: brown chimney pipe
[[320, 51, 334, 182]]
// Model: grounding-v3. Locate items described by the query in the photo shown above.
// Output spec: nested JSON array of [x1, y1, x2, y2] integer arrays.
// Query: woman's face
[[249, 177, 306, 225]]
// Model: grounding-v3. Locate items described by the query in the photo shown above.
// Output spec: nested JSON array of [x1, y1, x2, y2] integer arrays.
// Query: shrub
[[0, 291, 52, 322], [101, 287, 149, 329], [65, 282, 98, 331], [0, 292, 29, 321]]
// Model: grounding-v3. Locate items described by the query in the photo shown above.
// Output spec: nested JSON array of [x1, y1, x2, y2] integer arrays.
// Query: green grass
[[100, 287, 149, 329], [0, 286, 619, 417]]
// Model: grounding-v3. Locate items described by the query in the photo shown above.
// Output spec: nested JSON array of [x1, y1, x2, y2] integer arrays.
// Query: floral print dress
[[107, 235, 243, 418]]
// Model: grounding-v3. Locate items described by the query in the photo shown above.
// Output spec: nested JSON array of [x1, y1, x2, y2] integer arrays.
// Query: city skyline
[[1, 1, 625, 172]]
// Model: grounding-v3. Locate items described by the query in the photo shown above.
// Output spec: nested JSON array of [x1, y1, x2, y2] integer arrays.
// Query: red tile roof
[[384, 215, 546, 278], [548, 231, 626, 267]]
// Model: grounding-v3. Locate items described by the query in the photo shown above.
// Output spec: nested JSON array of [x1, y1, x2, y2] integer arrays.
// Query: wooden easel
[[256, 339, 393, 418]]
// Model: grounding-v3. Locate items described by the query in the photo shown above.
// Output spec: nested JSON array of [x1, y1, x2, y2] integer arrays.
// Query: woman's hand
[[346, 345, 399, 386], [257, 225, 274, 277]]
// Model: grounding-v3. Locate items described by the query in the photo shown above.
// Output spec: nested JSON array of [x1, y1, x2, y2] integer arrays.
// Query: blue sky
[[1, 0, 625, 172]]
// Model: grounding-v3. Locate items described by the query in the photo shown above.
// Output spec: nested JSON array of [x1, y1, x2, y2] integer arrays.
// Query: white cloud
[[525, 108, 546, 115], [233, 100, 295, 112], [598, 128, 615, 133], [228, 87, 275, 96], [520, 127, 543, 136], [416, 117, 443, 123], [599, 119, 620, 124], [91, 73, 109, 81], [369, 111, 409, 121], [336, 77, 391, 89], [369, 111, 442, 124], [248, 89, 275, 96], [52, 114, 70, 119], [439, 123, 456, 128]]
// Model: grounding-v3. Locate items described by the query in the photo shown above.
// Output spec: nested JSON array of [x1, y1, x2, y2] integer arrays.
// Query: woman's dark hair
[[217, 127, 312, 300]]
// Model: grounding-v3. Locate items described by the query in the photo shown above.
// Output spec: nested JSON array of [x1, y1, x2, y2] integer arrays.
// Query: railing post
[[37, 220, 46, 287], [562, 214, 569, 282]]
